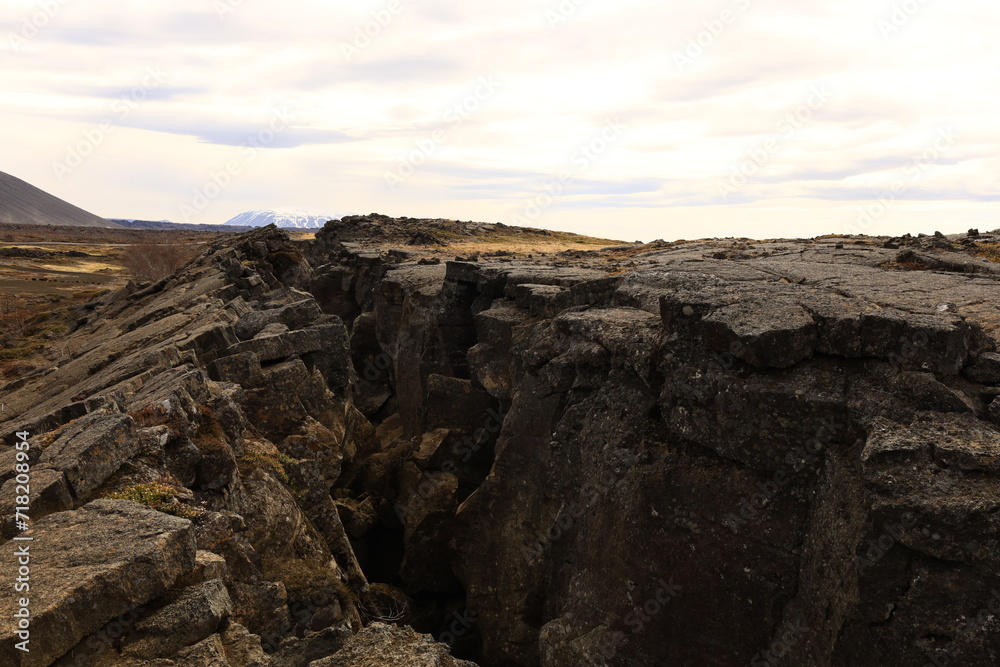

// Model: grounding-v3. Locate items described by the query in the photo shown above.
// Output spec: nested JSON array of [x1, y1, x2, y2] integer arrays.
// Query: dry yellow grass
[[974, 242, 1000, 263], [35, 260, 122, 274], [406, 227, 629, 256], [0, 244, 52, 252], [444, 239, 623, 255]]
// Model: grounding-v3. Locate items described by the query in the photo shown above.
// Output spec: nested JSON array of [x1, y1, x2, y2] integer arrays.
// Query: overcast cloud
[[1, 0, 997, 240]]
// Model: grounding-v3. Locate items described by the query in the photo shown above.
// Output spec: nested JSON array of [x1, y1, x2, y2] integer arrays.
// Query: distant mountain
[[109, 219, 253, 232], [0, 170, 121, 228], [223, 209, 345, 229]]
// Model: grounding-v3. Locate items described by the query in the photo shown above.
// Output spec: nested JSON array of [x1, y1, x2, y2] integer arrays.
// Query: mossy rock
[[105, 482, 202, 520]]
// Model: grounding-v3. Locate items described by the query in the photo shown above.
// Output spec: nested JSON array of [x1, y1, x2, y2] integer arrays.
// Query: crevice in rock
[[10, 224, 1000, 666]]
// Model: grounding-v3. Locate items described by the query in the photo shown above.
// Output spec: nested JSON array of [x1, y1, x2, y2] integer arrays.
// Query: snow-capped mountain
[[223, 209, 346, 229]]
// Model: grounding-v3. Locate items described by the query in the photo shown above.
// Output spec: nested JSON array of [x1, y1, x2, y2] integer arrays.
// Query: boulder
[[121, 579, 233, 660], [220, 622, 271, 667], [0, 444, 41, 486], [36, 413, 140, 501], [271, 626, 352, 667], [229, 580, 290, 644], [0, 468, 72, 521], [0, 500, 196, 666], [305, 622, 477, 667], [221, 324, 340, 364], [964, 351, 1000, 384], [177, 550, 231, 588], [234, 300, 323, 341], [173, 634, 230, 666]]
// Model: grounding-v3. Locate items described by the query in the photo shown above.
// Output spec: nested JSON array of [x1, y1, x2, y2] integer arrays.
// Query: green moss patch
[[106, 482, 201, 519]]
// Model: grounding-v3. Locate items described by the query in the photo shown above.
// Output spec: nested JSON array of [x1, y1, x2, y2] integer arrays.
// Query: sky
[[1, 0, 998, 241]]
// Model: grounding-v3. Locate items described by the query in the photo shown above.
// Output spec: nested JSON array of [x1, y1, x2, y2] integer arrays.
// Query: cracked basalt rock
[[121, 579, 233, 660], [0, 500, 197, 666], [7, 221, 1000, 665]]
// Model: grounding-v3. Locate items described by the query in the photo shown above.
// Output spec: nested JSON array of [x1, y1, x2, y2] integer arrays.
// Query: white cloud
[[0, 0, 997, 240]]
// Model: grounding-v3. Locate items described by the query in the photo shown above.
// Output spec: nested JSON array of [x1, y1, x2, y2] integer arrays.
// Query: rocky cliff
[[3, 219, 1000, 666]]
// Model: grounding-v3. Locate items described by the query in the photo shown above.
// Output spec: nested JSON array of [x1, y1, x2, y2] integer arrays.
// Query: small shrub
[[264, 556, 347, 601], [128, 404, 170, 428], [123, 243, 190, 281], [0, 291, 31, 344], [358, 584, 410, 624], [30, 323, 67, 338], [1, 361, 34, 379], [194, 405, 227, 443]]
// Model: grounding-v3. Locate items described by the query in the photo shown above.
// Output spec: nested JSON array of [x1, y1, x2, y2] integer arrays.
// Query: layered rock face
[[4, 222, 1000, 666]]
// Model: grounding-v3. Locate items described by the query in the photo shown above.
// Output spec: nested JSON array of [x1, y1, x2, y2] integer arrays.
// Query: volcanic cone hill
[[0, 171, 120, 229], [4, 219, 1000, 665]]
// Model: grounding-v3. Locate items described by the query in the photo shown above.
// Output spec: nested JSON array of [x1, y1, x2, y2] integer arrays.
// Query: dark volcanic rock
[[8, 222, 1000, 666]]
